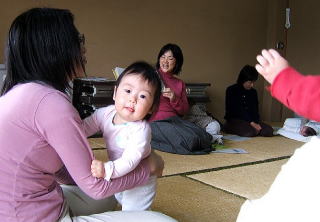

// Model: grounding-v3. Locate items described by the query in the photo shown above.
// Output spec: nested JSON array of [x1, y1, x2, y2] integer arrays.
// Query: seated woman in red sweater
[[149, 43, 189, 121], [149, 43, 212, 154]]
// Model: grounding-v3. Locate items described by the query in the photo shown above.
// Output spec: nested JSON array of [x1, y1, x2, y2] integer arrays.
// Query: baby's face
[[113, 74, 155, 124]]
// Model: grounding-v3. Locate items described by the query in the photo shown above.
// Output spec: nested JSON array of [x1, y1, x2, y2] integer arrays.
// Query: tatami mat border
[[162, 155, 291, 178]]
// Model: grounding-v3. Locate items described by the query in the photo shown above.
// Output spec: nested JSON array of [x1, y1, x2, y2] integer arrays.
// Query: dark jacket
[[224, 83, 260, 123]]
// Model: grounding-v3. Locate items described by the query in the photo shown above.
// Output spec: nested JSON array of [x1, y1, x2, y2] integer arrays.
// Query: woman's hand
[[250, 122, 262, 133], [147, 150, 164, 177], [255, 49, 289, 84], [162, 87, 176, 101]]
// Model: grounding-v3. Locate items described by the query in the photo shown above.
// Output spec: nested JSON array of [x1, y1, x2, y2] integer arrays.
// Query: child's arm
[[255, 49, 289, 84], [104, 124, 152, 181], [82, 107, 109, 137], [82, 111, 100, 137], [256, 49, 320, 122]]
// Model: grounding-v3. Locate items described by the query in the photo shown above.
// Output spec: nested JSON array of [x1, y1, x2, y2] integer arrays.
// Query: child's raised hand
[[91, 159, 105, 178], [255, 49, 289, 84]]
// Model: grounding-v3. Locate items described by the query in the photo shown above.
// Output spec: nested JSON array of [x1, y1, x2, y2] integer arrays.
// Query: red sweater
[[270, 67, 320, 122], [149, 69, 189, 121]]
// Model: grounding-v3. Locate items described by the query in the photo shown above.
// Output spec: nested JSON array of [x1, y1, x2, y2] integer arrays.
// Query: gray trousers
[[59, 185, 177, 222]]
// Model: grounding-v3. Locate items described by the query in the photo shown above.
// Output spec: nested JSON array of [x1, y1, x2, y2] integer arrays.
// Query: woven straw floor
[[91, 133, 304, 222]]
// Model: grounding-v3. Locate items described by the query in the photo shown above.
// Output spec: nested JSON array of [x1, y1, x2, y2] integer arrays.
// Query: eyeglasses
[[79, 34, 85, 45]]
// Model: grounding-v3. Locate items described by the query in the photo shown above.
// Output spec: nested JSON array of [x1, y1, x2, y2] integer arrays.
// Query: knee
[[259, 126, 274, 137], [239, 130, 258, 137]]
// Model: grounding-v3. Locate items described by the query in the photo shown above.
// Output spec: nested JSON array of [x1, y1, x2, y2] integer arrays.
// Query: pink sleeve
[[170, 81, 189, 115], [34, 93, 150, 199], [270, 67, 320, 122], [55, 166, 75, 185]]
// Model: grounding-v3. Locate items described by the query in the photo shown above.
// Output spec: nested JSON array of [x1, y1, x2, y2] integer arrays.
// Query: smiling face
[[159, 50, 176, 73], [113, 73, 155, 124]]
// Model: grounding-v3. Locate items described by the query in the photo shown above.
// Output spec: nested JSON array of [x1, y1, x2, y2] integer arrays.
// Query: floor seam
[[162, 155, 291, 178], [183, 176, 247, 200]]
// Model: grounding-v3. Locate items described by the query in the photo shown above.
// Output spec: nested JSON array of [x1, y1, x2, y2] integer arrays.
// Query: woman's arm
[[250, 89, 260, 123], [225, 86, 239, 119], [35, 93, 150, 199], [55, 166, 75, 185], [169, 81, 189, 115]]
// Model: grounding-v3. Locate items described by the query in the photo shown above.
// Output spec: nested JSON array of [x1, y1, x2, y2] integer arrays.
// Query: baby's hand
[[91, 159, 105, 178], [255, 49, 289, 84]]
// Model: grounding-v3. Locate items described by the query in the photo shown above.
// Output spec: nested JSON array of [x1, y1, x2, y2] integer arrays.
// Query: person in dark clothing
[[223, 65, 274, 137]]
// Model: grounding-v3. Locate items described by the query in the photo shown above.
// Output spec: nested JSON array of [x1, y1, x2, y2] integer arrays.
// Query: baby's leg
[[115, 192, 123, 206], [120, 175, 157, 211], [206, 121, 223, 143], [206, 120, 221, 135]]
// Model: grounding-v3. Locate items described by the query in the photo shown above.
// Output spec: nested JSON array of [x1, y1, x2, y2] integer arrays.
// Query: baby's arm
[[83, 111, 101, 137], [255, 49, 289, 84], [91, 149, 148, 180], [104, 124, 152, 181]]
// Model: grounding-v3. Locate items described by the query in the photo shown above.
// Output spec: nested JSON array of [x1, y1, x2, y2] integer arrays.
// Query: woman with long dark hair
[[0, 8, 176, 222]]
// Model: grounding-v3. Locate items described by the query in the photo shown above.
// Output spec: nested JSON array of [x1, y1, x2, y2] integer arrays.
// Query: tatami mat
[[92, 148, 108, 162], [90, 135, 299, 221], [88, 137, 106, 149], [153, 176, 245, 222], [90, 136, 303, 176], [188, 159, 288, 200], [155, 135, 302, 176]]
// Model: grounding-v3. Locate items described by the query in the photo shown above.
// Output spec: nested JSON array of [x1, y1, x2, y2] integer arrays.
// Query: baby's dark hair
[[115, 61, 161, 119]]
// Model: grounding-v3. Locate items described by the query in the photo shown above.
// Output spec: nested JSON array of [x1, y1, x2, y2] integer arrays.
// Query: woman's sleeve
[[55, 166, 76, 185], [34, 93, 150, 199], [270, 67, 320, 122], [170, 81, 189, 115], [225, 86, 237, 119], [251, 89, 260, 123]]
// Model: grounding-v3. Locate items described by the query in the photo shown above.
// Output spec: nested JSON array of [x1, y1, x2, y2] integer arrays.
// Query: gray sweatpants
[[59, 185, 177, 222]]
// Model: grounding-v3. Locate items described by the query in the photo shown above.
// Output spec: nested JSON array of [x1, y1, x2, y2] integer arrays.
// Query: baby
[[83, 61, 161, 211]]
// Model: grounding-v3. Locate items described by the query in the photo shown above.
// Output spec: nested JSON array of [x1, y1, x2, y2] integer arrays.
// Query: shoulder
[[173, 76, 185, 85], [93, 105, 115, 121], [226, 84, 239, 92], [96, 105, 115, 115], [169, 76, 186, 91], [250, 88, 258, 95], [6, 82, 74, 119], [23, 82, 67, 100], [127, 120, 151, 135], [27, 83, 81, 124], [29, 83, 71, 109]]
